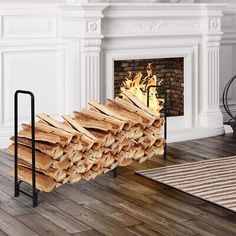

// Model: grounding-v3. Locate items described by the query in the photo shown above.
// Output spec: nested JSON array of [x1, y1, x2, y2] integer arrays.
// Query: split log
[[17, 159, 64, 181], [63, 115, 97, 141], [89, 101, 133, 129], [63, 143, 83, 153], [89, 130, 115, 147], [10, 166, 56, 192], [52, 158, 71, 171], [127, 125, 143, 139], [82, 171, 93, 181], [69, 174, 81, 184], [67, 165, 77, 176], [68, 151, 82, 163], [114, 97, 155, 127], [22, 123, 72, 148], [37, 113, 77, 134], [8, 144, 53, 171], [132, 144, 145, 160], [119, 159, 133, 167], [54, 171, 67, 182], [78, 109, 124, 134], [106, 99, 143, 124], [34, 122, 74, 145], [122, 90, 158, 118], [80, 136, 95, 151], [11, 136, 63, 159], [18, 129, 60, 145], [144, 125, 163, 137], [138, 136, 157, 149], [73, 110, 114, 132]]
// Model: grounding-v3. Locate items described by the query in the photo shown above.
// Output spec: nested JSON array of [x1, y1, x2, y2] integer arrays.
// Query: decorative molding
[[134, 20, 201, 32], [2, 15, 57, 38], [209, 18, 221, 31], [103, 4, 225, 18], [87, 21, 98, 32]]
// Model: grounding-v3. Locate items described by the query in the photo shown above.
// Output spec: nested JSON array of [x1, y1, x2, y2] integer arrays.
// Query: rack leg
[[164, 143, 167, 160], [112, 168, 117, 178], [33, 192, 38, 208], [14, 182, 20, 197]]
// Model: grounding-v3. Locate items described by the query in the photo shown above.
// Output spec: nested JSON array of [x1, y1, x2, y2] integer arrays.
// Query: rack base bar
[[19, 189, 38, 199]]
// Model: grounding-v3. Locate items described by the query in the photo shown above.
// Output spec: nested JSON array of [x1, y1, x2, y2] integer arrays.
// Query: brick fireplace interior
[[114, 58, 184, 117]]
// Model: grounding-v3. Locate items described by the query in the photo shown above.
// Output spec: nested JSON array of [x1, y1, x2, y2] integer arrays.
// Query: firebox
[[114, 58, 184, 117]]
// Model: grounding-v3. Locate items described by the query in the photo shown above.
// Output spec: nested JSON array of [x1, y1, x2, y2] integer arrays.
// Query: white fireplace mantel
[[0, 3, 226, 147], [59, 3, 225, 142]]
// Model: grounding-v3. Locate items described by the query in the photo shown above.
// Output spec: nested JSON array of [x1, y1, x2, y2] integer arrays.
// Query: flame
[[120, 63, 163, 116]]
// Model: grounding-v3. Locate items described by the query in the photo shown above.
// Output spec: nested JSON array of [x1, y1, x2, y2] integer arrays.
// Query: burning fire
[[120, 63, 164, 116]]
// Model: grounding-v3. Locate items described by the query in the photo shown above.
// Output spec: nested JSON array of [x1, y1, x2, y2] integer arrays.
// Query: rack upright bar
[[147, 85, 167, 160], [14, 90, 38, 207]]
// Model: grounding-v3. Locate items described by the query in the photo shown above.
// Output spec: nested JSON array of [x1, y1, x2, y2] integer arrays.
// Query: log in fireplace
[[114, 58, 184, 117]]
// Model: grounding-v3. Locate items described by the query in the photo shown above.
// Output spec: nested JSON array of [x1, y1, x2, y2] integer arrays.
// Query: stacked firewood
[[7, 91, 164, 192]]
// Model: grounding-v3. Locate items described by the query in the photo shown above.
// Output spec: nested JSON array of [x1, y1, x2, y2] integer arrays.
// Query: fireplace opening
[[114, 58, 184, 117]]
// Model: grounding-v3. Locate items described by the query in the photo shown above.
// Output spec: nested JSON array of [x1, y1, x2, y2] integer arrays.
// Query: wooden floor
[[1, 134, 236, 236]]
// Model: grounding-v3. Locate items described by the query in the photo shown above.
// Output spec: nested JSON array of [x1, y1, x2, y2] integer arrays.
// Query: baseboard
[[167, 127, 225, 143]]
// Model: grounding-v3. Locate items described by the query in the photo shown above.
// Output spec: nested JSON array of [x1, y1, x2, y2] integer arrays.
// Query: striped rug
[[136, 156, 236, 212]]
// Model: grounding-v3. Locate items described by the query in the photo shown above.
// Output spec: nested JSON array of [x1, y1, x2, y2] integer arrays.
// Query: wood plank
[[127, 224, 168, 236], [0, 208, 39, 236], [0, 189, 33, 216], [16, 213, 71, 236], [83, 201, 141, 227], [52, 199, 136, 236], [102, 174, 158, 195], [35, 202, 91, 234], [93, 177, 155, 205], [0, 230, 7, 236], [145, 199, 231, 236], [55, 184, 99, 205], [74, 183, 194, 236], [72, 230, 104, 236]]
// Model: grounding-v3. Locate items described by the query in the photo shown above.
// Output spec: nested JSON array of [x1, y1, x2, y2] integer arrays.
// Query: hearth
[[114, 58, 184, 117]]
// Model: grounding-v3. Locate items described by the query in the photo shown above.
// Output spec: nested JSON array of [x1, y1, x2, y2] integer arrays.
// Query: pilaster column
[[59, 4, 108, 108], [199, 12, 224, 128]]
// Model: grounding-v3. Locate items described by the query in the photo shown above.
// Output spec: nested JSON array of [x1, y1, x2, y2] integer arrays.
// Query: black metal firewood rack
[[13, 86, 167, 207]]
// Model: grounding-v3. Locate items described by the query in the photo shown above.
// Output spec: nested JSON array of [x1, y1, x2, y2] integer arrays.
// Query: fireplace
[[114, 58, 184, 117], [59, 3, 225, 142]]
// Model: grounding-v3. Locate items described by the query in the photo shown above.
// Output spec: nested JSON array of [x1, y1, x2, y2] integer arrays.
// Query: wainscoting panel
[[0, 48, 66, 146], [2, 15, 57, 38]]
